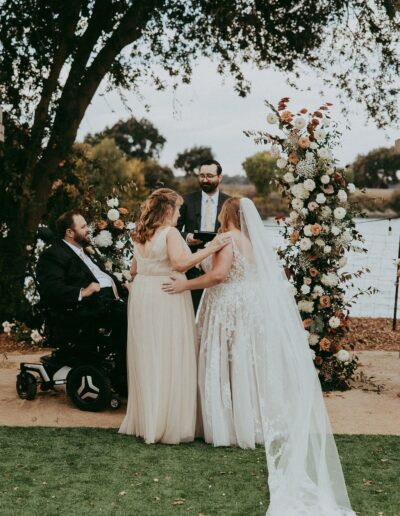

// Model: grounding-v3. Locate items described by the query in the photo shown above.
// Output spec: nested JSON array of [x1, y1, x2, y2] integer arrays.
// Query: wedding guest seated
[[36, 209, 128, 348]]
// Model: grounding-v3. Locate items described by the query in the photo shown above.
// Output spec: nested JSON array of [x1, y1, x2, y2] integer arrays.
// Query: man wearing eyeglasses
[[177, 159, 230, 312]]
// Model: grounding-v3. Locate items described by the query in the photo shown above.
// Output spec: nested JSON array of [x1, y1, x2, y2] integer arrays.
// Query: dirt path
[[1, 349, 399, 434]]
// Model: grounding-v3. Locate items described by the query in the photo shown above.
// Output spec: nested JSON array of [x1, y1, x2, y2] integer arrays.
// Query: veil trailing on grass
[[239, 198, 354, 516]]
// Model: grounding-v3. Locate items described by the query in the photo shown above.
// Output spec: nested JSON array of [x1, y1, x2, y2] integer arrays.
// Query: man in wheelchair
[[16, 209, 129, 412]]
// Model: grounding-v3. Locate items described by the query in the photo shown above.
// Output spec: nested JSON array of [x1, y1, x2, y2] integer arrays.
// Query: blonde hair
[[133, 188, 183, 244], [218, 197, 241, 233]]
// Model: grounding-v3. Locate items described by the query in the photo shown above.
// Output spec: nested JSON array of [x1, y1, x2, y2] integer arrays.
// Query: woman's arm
[[162, 243, 234, 293], [166, 227, 230, 273], [130, 257, 137, 278]]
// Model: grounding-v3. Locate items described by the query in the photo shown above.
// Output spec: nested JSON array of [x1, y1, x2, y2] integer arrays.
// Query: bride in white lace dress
[[163, 197, 355, 516]]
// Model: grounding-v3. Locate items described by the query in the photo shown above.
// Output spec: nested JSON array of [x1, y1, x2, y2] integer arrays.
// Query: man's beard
[[200, 183, 218, 194], [74, 233, 91, 246]]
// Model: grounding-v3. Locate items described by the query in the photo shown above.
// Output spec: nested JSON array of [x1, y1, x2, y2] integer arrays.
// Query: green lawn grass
[[0, 428, 399, 516]]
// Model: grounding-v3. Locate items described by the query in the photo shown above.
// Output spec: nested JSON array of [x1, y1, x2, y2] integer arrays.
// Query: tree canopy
[[352, 146, 400, 188], [242, 151, 278, 196], [174, 146, 215, 176]]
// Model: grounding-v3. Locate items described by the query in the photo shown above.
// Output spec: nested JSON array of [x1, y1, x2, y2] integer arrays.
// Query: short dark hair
[[199, 159, 222, 175], [55, 209, 82, 239]]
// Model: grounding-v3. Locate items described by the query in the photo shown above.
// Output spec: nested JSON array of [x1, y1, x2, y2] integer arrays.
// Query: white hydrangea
[[296, 154, 316, 178], [337, 190, 348, 203], [297, 300, 314, 313], [321, 206, 332, 219], [283, 172, 295, 183], [347, 183, 356, 193], [107, 208, 120, 222], [301, 284, 311, 294], [331, 225, 341, 236], [291, 198, 304, 210], [267, 113, 279, 124], [334, 207, 346, 220], [336, 349, 350, 362], [321, 272, 339, 287], [309, 333, 320, 346], [304, 179, 316, 191], [316, 193, 326, 204], [107, 198, 119, 208], [115, 240, 125, 250], [329, 316, 341, 329], [320, 175, 330, 184], [294, 117, 306, 130], [94, 230, 113, 248], [317, 148, 333, 161], [291, 183, 310, 200], [314, 129, 327, 141], [299, 237, 312, 251], [313, 285, 324, 297]]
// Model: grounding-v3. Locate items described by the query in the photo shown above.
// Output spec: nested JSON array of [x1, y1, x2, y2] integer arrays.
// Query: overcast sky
[[77, 60, 400, 177]]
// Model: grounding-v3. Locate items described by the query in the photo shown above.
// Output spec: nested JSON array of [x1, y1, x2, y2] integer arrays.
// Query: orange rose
[[313, 111, 323, 118], [310, 223, 322, 236], [97, 220, 108, 230], [290, 232, 299, 244], [118, 207, 129, 215], [288, 151, 299, 165], [113, 219, 124, 230], [309, 267, 319, 277], [319, 337, 331, 351], [298, 136, 310, 148], [303, 318, 313, 329], [280, 110, 293, 123], [319, 296, 331, 308], [299, 108, 308, 114]]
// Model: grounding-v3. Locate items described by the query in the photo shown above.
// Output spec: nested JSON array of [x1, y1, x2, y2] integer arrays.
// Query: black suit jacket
[[36, 240, 126, 309], [176, 190, 231, 243]]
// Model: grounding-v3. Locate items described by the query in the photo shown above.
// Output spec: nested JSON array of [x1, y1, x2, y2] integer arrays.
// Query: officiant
[[177, 159, 230, 312]]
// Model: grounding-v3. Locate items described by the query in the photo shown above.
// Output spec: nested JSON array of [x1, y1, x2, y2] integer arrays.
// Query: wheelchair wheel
[[16, 372, 37, 400], [67, 365, 111, 412]]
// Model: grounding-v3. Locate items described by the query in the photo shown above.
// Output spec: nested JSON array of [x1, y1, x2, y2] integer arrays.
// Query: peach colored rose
[[303, 318, 313, 329], [309, 267, 319, 277], [310, 223, 322, 236], [118, 207, 129, 215], [319, 337, 331, 351], [290, 232, 299, 244], [288, 151, 299, 165], [319, 296, 331, 308], [298, 136, 311, 148], [97, 220, 108, 230], [113, 219, 124, 230], [280, 110, 293, 122]]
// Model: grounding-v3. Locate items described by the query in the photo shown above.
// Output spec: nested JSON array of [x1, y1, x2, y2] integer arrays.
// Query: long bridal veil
[[239, 198, 354, 516]]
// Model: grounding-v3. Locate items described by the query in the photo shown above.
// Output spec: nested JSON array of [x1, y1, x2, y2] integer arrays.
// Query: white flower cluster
[[336, 349, 350, 362], [107, 198, 119, 208], [321, 272, 339, 287], [297, 300, 314, 313], [107, 208, 120, 221], [2, 321, 15, 334], [30, 329, 43, 344], [296, 154, 316, 178], [1, 222, 10, 238], [94, 230, 113, 248]]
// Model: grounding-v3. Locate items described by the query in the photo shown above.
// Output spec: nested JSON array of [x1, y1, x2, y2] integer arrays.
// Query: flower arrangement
[[2, 320, 43, 346], [80, 189, 135, 283], [246, 98, 374, 390]]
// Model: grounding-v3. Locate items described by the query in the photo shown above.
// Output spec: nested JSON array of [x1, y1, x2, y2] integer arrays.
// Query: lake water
[[264, 217, 400, 319]]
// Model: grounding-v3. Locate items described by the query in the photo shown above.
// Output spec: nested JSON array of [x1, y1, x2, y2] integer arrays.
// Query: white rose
[[337, 190, 348, 202], [309, 333, 320, 346], [321, 272, 339, 287], [334, 207, 346, 220], [331, 226, 341, 236], [298, 300, 314, 313], [320, 175, 330, 184], [294, 117, 306, 130], [336, 349, 350, 362], [316, 193, 326, 204], [283, 172, 295, 183], [308, 201, 319, 211], [323, 245, 332, 254], [304, 179, 316, 191], [93, 230, 113, 248], [338, 257, 348, 268], [114, 240, 125, 250], [277, 158, 287, 169], [107, 197, 119, 208], [291, 198, 304, 210], [267, 113, 279, 124], [329, 316, 341, 329], [300, 237, 312, 251], [342, 230, 353, 243], [326, 167, 335, 175], [301, 284, 311, 295], [107, 208, 120, 222], [347, 183, 356, 193], [314, 129, 327, 141], [315, 238, 325, 247], [300, 208, 309, 217], [321, 206, 332, 219], [317, 148, 333, 161], [304, 225, 313, 237], [289, 210, 299, 221], [313, 285, 324, 297], [105, 260, 113, 272], [291, 183, 310, 200]]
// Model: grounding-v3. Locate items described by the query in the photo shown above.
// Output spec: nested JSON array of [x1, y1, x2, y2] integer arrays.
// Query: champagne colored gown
[[119, 226, 198, 444]]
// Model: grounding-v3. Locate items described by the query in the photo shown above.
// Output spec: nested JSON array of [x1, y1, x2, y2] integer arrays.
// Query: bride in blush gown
[[163, 197, 355, 515], [119, 188, 230, 444]]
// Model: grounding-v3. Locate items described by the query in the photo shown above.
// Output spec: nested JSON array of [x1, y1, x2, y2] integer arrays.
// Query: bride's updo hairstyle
[[218, 197, 241, 233], [133, 188, 183, 244]]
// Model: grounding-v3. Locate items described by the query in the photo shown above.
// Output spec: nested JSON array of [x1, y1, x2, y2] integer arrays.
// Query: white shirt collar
[[201, 189, 219, 203], [63, 239, 84, 257]]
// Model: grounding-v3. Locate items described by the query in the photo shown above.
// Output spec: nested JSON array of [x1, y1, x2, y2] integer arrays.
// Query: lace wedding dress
[[198, 199, 355, 515]]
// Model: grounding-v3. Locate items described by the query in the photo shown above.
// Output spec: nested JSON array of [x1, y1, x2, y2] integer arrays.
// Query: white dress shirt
[[200, 190, 219, 231]]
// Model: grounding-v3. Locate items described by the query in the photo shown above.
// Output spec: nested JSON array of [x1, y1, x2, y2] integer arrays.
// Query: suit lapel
[[59, 241, 98, 282]]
